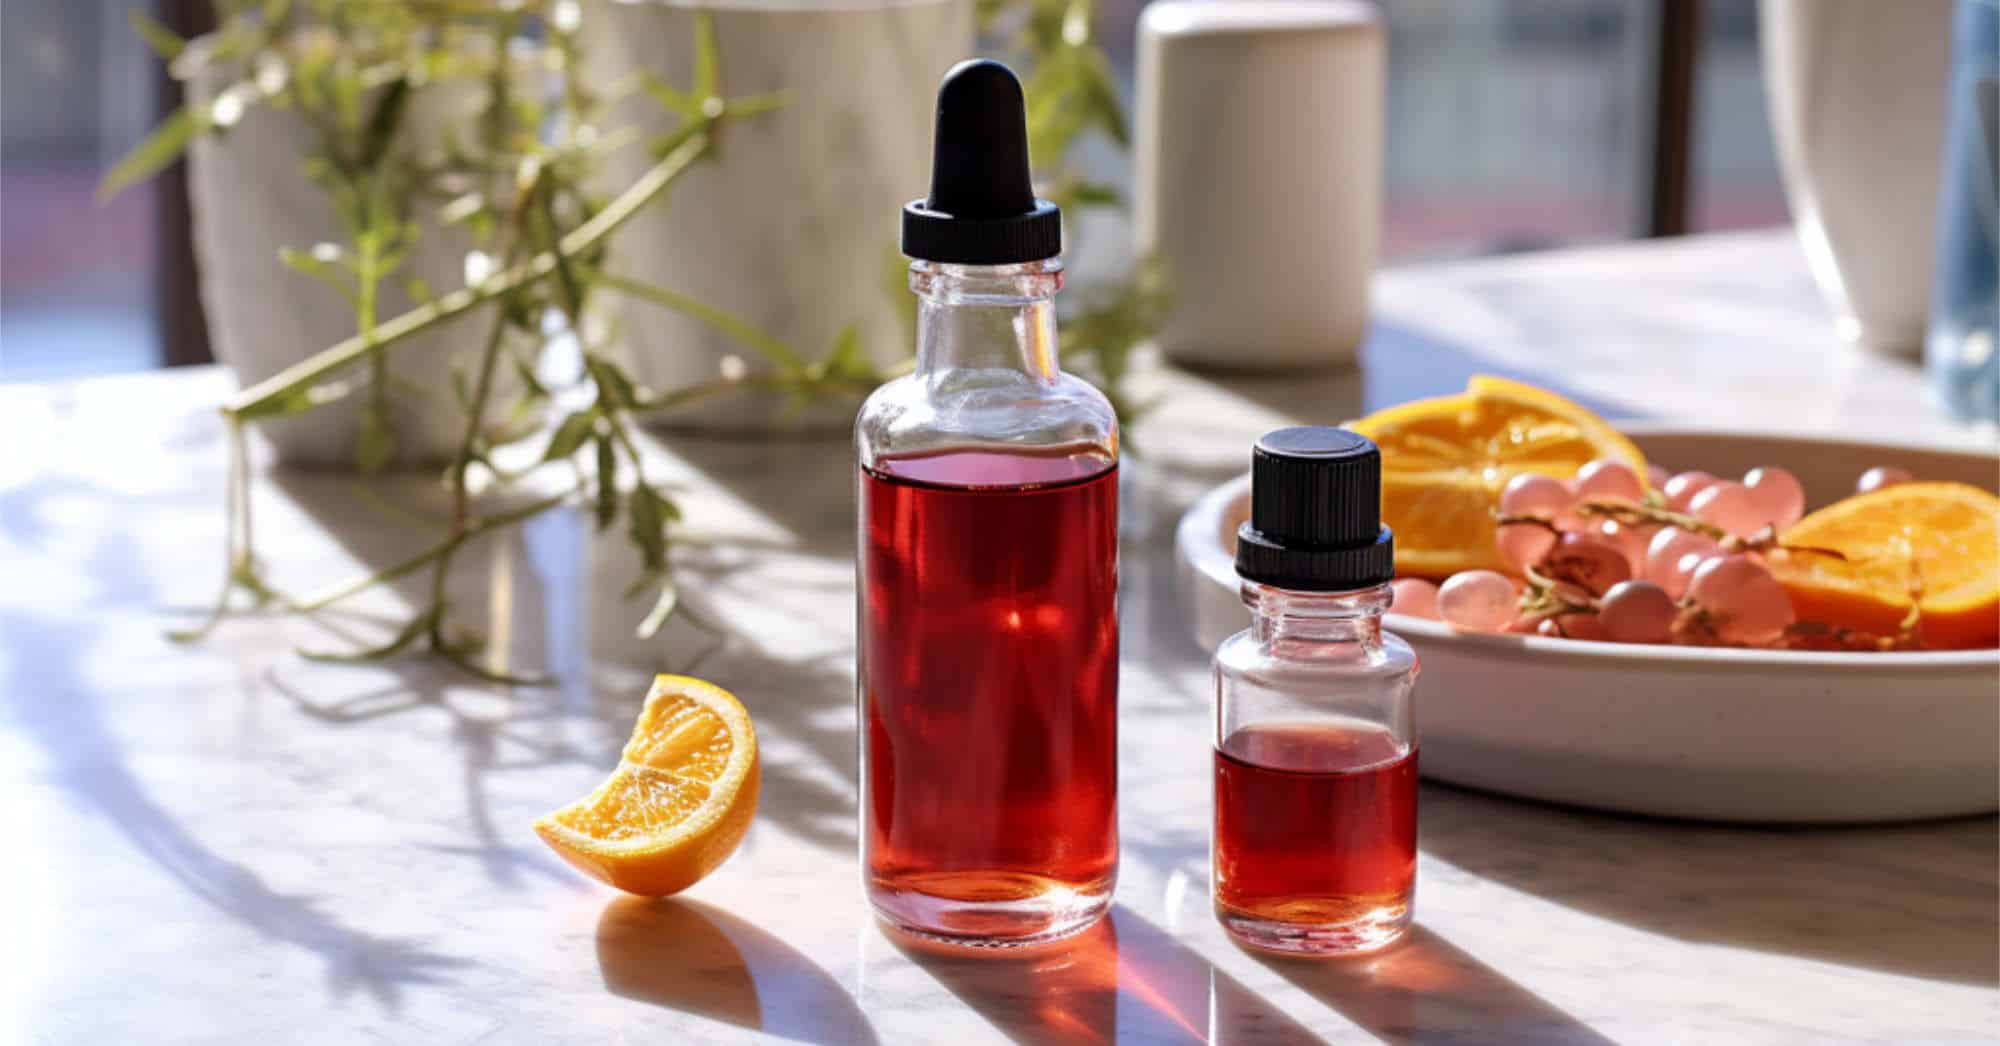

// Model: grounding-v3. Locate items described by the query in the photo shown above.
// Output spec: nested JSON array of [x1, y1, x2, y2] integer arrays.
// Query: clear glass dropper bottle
[[855, 59, 1120, 948]]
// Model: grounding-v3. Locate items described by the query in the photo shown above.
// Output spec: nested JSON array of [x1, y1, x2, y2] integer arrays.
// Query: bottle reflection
[[884, 904, 1324, 1045]]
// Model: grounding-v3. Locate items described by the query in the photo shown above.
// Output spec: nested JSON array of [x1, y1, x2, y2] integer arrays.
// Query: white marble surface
[[3, 231, 1995, 1044]]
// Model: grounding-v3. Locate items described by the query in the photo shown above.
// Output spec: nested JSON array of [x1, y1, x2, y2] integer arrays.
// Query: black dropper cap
[[1235, 427, 1396, 591], [902, 59, 1062, 265]]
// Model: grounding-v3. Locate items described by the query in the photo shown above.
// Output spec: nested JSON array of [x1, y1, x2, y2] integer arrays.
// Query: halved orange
[[1347, 376, 1647, 578], [535, 675, 760, 896], [1770, 482, 2000, 649]]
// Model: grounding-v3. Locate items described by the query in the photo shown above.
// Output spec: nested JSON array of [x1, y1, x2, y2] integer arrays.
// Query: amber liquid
[[860, 450, 1118, 944], [1213, 721, 1416, 953]]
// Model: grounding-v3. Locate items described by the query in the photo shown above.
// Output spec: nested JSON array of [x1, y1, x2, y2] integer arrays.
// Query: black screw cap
[[902, 59, 1062, 265], [1235, 427, 1396, 591]]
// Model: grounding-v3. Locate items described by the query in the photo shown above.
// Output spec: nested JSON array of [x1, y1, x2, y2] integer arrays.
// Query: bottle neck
[[1241, 582, 1392, 646], [910, 259, 1063, 379]]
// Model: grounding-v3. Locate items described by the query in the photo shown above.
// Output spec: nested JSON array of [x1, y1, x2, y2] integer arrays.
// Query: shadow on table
[[0, 473, 471, 1013], [889, 904, 1328, 1045], [258, 465, 861, 861], [597, 896, 877, 1045], [1254, 925, 1615, 1045], [1419, 783, 2000, 987]]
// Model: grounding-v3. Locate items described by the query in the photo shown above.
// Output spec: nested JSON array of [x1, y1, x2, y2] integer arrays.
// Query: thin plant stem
[[226, 129, 712, 420], [595, 271, 805, 371], [288, 485, 578, 613]]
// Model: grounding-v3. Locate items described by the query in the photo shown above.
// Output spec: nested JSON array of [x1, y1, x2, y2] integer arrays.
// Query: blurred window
[[2, 1, 162, 381], [2, 0, 1793, 382]]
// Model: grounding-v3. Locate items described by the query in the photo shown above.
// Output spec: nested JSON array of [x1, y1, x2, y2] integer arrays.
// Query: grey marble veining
[[2, 232, 1994, 1044]]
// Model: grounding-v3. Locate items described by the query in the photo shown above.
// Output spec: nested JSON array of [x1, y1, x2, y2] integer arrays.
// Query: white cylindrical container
[[1136, 0, 1384, 372], [1761, 0, 1952, 357], [581, 0, 972, 431]]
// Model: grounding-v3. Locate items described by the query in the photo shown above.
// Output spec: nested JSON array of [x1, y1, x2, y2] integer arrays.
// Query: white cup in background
[[1137, 1, 1385, 372]]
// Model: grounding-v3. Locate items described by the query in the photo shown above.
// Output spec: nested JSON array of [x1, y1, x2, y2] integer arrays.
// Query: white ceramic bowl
[[1174, 426, 2000, 823]]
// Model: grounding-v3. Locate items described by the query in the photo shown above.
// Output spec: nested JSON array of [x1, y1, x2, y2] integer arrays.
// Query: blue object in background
[[1927, 0, 2000, 424]]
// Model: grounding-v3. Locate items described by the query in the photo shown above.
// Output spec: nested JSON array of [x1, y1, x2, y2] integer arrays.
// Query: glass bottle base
[[869, 870, 1113, 949], [1216, 898, 1411, 957]]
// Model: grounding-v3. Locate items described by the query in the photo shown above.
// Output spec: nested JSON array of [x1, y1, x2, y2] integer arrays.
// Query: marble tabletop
[[4, 231, 1995, 1044]]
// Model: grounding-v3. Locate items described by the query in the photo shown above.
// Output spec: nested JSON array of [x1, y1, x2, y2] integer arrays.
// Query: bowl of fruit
[[1176, 376, 2000, 823]]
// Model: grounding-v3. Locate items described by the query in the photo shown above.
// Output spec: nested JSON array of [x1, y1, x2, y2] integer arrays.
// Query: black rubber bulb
[[902, 59, 1061, 264], [925, 59, 1036, 219]]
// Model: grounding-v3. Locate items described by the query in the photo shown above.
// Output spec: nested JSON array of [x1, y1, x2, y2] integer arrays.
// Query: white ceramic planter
[[1761, 0, 1953, 357], [186, 39, 527, 467], [580, 0, 972, 431]]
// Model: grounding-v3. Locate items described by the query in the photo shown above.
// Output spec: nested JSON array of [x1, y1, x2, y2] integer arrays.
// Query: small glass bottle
[[1212, 427, 1418, 956], [856, 60, 1119, 947]]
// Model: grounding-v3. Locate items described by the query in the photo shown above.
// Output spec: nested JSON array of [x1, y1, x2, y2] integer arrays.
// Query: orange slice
[[535, 675, 760, 896], [1347, 376, 1647, 578], [1770, 482, 2000, 649]]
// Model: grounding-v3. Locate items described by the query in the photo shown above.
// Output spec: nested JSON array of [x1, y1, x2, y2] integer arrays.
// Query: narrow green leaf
[[627, 485, 668, 572], [820, 324, 875, 383], [635, 578, 679, 639], [543, 410, 595, 461], [597, 273, 805, 372], [692, 12, 721, 99], [277, 246, 358, 302], [98, 106, 205, 200], [723, 91, 789, 120], [594, 436, 619, 530], [128, 8, 187, 61], [640, 71, 701, 120], [1082, 53, 1128, 147], [590, 357, 643, 410], [510, 347, 549, 399], [1067, 180, 1122, 208]]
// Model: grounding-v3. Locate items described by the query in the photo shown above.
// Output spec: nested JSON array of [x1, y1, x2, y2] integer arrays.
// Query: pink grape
[[1594, 518, 1655, 572], [1575, 459, 1645, 503], [1856, 466, 1912, 493], [1496, 522, 1557, 572], [1742, 466, 1806, 530], [1500, 473, 1577, 521], [1538, 613, 1606, 641], [1646, 464, 1670, 490], [1598, 580, 1679, 643], [1644, 526, 1721, 599], [1663, 470, 1721, 513], [1686, 554, 1796, 645], [1389, 578, 1441, 620], [1438, 570, 1519, 633], [1690, 481, 1770, 537], [1541, 532, 1633, 596], [1496, 474, 1576, 567]]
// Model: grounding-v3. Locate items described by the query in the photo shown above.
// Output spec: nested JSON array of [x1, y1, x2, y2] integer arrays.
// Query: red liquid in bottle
[[1213, 721, 1416, 951], [860, 449, 1118, 943]]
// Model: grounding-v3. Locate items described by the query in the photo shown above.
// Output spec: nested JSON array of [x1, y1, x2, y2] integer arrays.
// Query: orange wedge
[[1769, 482, 2000, 649], [535, 675, 760, 896], [1347, 376, 1647, 578]]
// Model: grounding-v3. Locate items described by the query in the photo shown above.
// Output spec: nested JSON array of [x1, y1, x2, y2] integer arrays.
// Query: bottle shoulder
[[856, 370, 1118, 464], [1214, 627, 1418, 683]]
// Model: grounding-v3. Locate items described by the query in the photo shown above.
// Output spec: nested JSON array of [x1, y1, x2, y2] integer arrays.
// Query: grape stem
[[1567, 500, 1849, 561], [1517, 563, 1600, 623]]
